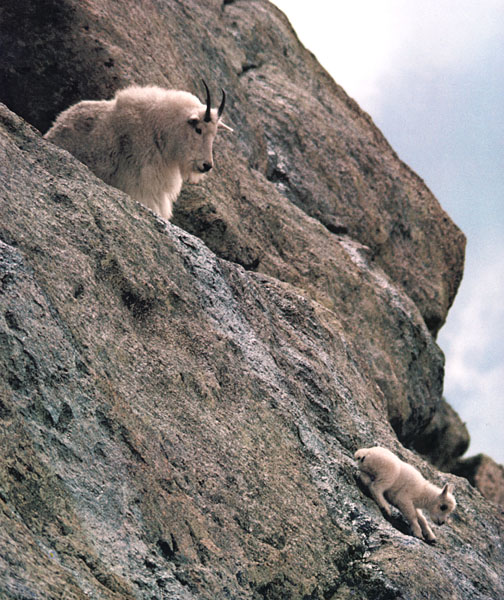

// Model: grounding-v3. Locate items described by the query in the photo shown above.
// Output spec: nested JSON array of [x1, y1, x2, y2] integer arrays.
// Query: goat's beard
[[183, 160, 209, 184]]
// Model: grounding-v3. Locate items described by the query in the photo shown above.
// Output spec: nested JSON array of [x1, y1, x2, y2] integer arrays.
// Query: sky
[[272, 0, 503, 464]]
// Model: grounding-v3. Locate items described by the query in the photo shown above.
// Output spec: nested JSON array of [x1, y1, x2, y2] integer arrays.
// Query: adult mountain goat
[[44, 81, 231, 219]]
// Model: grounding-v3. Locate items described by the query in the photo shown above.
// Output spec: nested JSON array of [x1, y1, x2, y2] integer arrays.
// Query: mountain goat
[[355, 446, 456, 543], [44, 81, 232, 220]]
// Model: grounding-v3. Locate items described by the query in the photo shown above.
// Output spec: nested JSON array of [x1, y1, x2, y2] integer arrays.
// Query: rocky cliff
[[0, 1, 502, 599]]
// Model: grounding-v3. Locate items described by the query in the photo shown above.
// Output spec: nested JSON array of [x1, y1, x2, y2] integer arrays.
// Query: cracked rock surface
[[0, 1, 502, 598]]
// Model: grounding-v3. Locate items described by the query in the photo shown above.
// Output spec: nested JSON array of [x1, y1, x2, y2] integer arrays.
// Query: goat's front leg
[[416, 509, 436, 543], [394, 498, 424, 538]]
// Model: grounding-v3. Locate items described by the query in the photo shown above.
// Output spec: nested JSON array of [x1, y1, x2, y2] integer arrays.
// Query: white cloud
[[272, 0, 504, 114], [393, 0, 504, 68], [273, 0, 404, 111], [439, 247, 504, 463], [445, 261, 503, 369]]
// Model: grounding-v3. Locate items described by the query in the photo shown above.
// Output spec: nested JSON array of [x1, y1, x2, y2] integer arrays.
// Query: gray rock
[[0, 0, 465, 336], [412, 398, 470, 472], [453, 455, 504, 507], [0, 0, 466, 446], [0, 1, 502, 598]]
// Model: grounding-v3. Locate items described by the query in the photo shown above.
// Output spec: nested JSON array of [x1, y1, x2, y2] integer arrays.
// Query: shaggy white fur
[[44, 84, 231, 220], [355, 446, 456, 542]]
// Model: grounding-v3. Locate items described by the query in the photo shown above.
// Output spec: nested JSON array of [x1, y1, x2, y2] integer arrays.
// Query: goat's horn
[[202, 79, 212, 122], [218, 89, 226, 118]]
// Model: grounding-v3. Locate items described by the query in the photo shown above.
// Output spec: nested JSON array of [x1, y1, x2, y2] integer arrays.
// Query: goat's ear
[[441, 483, 454, 496], [218, 120, 234, 133]]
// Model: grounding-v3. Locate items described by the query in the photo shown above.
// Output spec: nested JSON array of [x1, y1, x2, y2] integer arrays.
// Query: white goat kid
[[355, 446, 456, 543], [44, 81, 231, 220]]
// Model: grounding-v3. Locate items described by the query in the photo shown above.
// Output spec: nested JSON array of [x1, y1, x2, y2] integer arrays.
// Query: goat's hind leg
[[362, 474, 393, 517]]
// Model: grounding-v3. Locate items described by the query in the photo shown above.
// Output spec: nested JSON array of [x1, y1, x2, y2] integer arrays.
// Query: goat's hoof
[[426, 538, 437, 545]]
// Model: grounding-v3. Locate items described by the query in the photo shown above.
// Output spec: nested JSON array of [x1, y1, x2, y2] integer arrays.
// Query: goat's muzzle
[[199, 162, 213, 173]]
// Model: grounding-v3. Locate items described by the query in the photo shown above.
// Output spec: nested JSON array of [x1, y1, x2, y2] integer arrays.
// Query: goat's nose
[[202, 162, 213, 172]]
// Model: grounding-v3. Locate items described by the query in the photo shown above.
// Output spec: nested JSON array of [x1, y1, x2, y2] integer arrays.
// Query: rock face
[[412, 398, 470, 472], [0, 1, 502, 599], [453, 455, 504, 508]]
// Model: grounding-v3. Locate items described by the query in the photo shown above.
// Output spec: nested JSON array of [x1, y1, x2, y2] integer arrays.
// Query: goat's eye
[[188, 118, 202, 135], [440, 504, 448, 511]]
